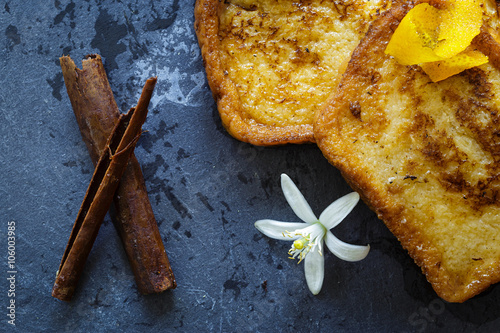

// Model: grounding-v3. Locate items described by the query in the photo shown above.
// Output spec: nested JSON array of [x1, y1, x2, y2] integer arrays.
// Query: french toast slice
[[195, 0, 390, 145], [314, 1, 500, 302]]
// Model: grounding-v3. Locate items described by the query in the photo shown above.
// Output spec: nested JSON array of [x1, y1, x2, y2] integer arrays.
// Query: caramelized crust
[[195, 0, 390, 145], [315, 1, 500, 302]]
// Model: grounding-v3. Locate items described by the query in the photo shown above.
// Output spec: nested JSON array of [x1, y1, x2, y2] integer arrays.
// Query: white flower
[[255, 174, 370, 295]]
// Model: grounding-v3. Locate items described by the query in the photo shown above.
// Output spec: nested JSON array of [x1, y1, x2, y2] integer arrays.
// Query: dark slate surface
[[1, 0, 499, 332]]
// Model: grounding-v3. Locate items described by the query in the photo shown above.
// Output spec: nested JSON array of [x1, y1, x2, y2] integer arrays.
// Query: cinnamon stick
[[53, 77, 155, 301], [59, 55, 175, 295]]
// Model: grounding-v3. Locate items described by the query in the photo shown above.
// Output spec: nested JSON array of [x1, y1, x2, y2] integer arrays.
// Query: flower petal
[[304, 247, 324, 295], [281, 174, 317, 224], [254, 219, 307, 240], [324, 231, 370, 262], [319, 192, 360, 230]]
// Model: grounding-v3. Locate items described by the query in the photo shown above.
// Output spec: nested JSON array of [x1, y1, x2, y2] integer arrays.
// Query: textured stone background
[[1, 0, 499, 332]]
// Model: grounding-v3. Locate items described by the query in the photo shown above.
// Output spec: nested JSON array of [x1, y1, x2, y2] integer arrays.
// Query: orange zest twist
[[385, 0, 487, 82]]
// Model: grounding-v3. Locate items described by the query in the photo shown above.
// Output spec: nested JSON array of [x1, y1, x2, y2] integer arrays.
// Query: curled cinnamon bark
[[53, 78, 155, 301], [58, 55, 175, 297]]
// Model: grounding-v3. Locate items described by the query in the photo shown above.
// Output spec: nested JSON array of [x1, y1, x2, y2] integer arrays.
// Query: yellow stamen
[[293, 238, 306, 250]]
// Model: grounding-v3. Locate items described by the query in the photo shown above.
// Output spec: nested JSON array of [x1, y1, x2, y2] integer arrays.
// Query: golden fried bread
[[315, 1, 500, 302], [195, 0, 390, 145]]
